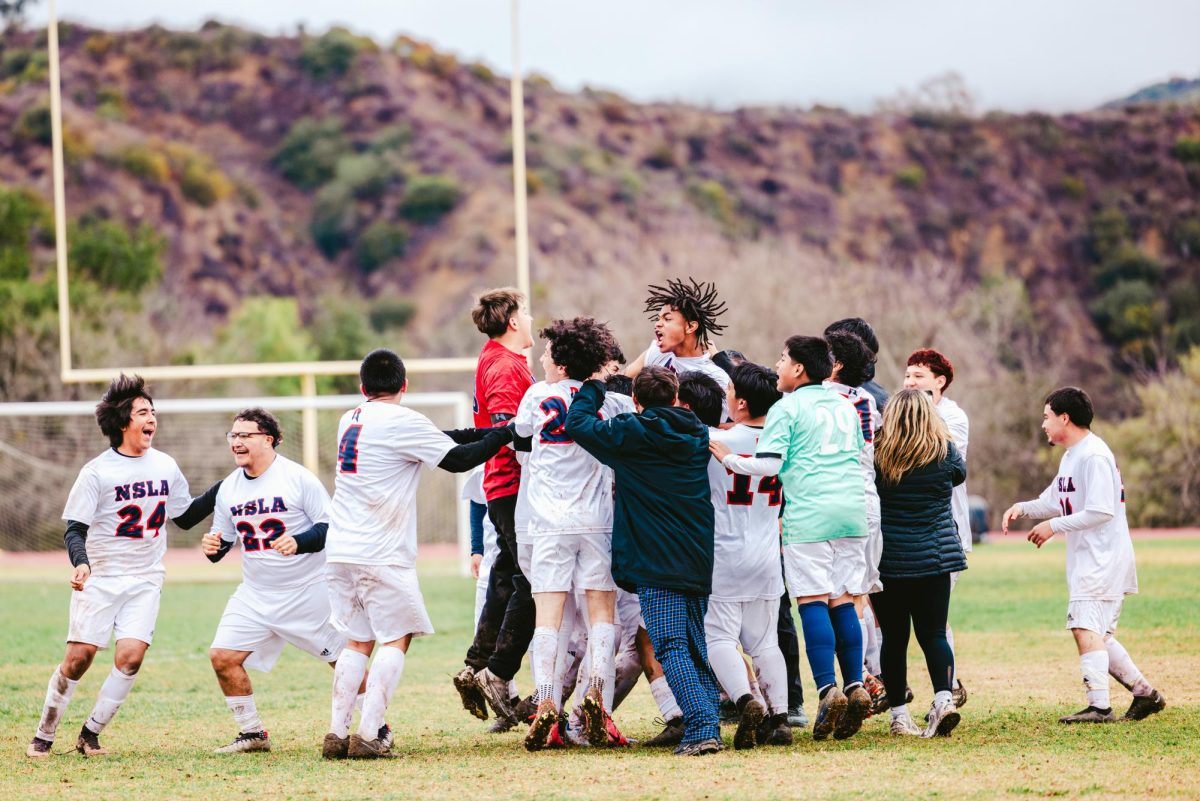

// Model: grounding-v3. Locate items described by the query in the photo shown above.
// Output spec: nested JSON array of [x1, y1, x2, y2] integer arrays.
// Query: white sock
[[84, 668, 137, 734], [507, 679, 519, 700], [343, 691, 365, 734], [1080, 650, 1111, 709], [1105, 637, 1153, 697], [225, 694, 263, 734], [890, 703, 909, 720], [358, 647, 405, 738], [862, 605, 882, 676], [35, 668, 78, 742], [708, 640, 751, 704], [588, 621, 617, 711], [330, 649, 369, 738], [933, 689, 953, 708], [649, 675, 681, 721], [531, 626, 558, 705], [750, 647, 789, 716]]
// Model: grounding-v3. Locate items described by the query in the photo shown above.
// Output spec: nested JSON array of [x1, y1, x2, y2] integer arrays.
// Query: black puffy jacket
[[875, 442, 967, 579]]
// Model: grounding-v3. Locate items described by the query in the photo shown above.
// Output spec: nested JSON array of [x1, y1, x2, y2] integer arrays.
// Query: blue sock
[[829, 603, 863, 687], [797, 601, 837, 692]]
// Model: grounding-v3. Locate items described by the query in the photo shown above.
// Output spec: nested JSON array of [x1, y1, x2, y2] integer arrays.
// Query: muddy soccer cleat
[[863, 673, 888, 716], [922, 701, 961, 737], [322, 733, 349, 760], [601, 711, 630, 747], [1058, 706, 1115, 724], [834, 684, 872, 740], [214, 730, 271, 754], [454, 666, 489, 721], [581, 686, 610, 747], [643, 716, 685, 748], [787, 705, 809, 728], [544, 720, 568, 749], [733, 695, 765, 750], [889, 713, 922, 736], [347, 733, 395, 759], [755, 713, 793, 746], [673, 738, 722, 756], [26, 737, 53, 759], [952, 679, 968, 709], [76, 726, 108, 757], [524, 699, 559, 752], [377, 724, 393, 751], [812, 686, 847, 741], [475, 668, 517, 724], [1122, 690, 1166, 721]]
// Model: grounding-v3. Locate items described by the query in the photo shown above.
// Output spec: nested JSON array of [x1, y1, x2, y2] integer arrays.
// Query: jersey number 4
[[726, 471, 783, 506], [338, 424, 363, 473], [115, 501, 167, 538]]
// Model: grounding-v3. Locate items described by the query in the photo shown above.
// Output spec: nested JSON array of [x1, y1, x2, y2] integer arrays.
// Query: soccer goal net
[[0, 392, 472, 565]]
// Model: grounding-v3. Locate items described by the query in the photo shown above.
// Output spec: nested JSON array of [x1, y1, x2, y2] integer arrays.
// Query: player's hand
[[1001, 503, 1024, 535], [270, 535, 298, 556], [1027, 520, 1056, 548], [201, 531, 223, 556], [471, 553, 483, 578], [70, 563, 90, 591], [709, 440, 733, 462]]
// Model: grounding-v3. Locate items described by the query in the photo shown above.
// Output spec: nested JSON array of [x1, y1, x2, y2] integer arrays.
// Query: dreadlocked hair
[[643, 277, 728, 347]]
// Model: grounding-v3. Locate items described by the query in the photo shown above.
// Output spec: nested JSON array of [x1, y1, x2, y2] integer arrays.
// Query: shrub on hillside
[[355, 221, 409, 273], [1171, 136, 1200, 163], [299, 28, 367, 79], [1092, 243, 1164, 290], [115, 143, 171, 183], [893, 165, 927, 189], [272, 117, 350, 189], [14, 105, 51, 145], [0, 187, 51, 281], [642, 143, 676, 170], [1169, 218, 1200, 258], [368, 298, 416, 332], [399, 175, 461, 224], [1, 48, 46, 83], [334, 153, 395, 201], [1087, 207, 1129, 262], [69, 217, 164, 293], [310, 184, 357, 258], [687, 179, 737, 229]]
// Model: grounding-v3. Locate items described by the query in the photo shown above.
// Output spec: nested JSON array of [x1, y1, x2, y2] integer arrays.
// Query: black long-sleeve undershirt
[[64, 520, 90, 568], [172, 479, 223, 530], [292, 521, 328, 554], [438, 424, 515, 473]]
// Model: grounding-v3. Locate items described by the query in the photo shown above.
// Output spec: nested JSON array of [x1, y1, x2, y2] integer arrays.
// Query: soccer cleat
[[1058, 706, 1115, 724], [717, 698, 738, 725], [1122, 690, 1166, 721], [524, 699, 559, 752], [755, 713, 793, 746], [733, 696, 765, 750], [322, 733, 349, 760], [601, 711, 630, 747], [673, 737, 722, 756], [922, 701, 961, 738], [454, 666, 489, 721], [952, 679, 968, 709], [76, 726, 108, 757], [214, 730, 270, 754], [377, 724, 393, 751], [347, 733, 395, 759], [834, 684, 871, 740], [642, 716, 685, 748], [581, 686, 610, 747], [475, 668, 517, 724], [905, 686, 914, 704], [787, 705, 809, 728], [544, 720, 567, 749], [889, 713, 922, 736], [863, 673, 888, 716], [26, 737, 53, 758], [514, 694, 538, 724], [562, 715, 590, 747], [812, 686, 847, 741]]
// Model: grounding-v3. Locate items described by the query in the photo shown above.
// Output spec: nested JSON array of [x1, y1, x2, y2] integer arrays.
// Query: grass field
[[2, 538, 1198, 801]]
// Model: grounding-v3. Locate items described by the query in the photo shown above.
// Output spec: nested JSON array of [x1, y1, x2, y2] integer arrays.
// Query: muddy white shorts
[[67, 574, 162, 648], [1066, 599, 1123, 637], [211, 581, 345, 672], [530, 531, 615, 594], [783, 536, 870, 599], [326, 563, 434, 644], [704, 597, 780, 656]]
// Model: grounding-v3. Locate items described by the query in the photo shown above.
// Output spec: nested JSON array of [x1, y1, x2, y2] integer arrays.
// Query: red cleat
[[602, 712, 630, 747], [545, 722, 567, 749]]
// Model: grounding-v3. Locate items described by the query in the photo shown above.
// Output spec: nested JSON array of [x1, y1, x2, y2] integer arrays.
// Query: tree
[[1, 0, 36, 25]]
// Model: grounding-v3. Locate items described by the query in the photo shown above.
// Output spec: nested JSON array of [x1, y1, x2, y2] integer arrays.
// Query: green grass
[[2, 539, 1198, 801]]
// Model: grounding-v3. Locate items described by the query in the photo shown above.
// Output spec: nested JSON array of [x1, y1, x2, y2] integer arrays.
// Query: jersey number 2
[[338, 424, 363, 473]]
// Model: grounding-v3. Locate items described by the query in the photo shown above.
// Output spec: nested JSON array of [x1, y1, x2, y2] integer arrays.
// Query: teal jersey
[[756, 383, 868, 544]]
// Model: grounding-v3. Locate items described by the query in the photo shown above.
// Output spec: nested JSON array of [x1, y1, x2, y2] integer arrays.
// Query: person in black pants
[[870, 389, 967, 738]]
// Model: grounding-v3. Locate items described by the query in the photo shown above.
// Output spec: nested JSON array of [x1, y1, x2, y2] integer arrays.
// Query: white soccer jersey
[[826, 381, 881, 522], [212, 454, 332, 591], [326, 401, 455, 567], [937, 396, 973, 553], [641, 340, 731, 419], [1022, 432, 1137, 601], [61, 447, 192, 579], [707, 424, 785, 601], [514, 379, 625, 536]]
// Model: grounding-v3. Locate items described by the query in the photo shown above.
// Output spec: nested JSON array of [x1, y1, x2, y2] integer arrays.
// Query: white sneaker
[[214, 730, 271, 753], [889, 713, 922, 736], [922, 701, 960, 738]]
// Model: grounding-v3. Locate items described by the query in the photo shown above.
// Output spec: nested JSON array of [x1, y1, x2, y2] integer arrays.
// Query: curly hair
[[540, 317, 616, 381], [827, 331, 876, 388], [234, 407, 283, 447], [96, 374, 153, 448], [907, 348, 955, 391], [643, 277, 728, 347]]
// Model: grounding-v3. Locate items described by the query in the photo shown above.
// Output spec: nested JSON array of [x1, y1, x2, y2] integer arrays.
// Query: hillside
[[1, 21, 1199, 516]]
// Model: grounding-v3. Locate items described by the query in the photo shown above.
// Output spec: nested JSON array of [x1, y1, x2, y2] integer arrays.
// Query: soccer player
[[27, 375, 220, 758], [566, 366, 721, 756], [202, 408, 347, 754], [704, 362, 792, 749], [516, 318, 628, 751], [826, 317, 888, 412], [454, 288, 537, 725], [903, 348, 970, 706], [1001, 387, 1166, 724], [711, 336, 872, 741], [323, 349, 517, 759]]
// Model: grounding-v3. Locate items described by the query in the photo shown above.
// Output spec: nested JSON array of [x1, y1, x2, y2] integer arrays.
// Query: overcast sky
[[30, 1, 1200, 112]]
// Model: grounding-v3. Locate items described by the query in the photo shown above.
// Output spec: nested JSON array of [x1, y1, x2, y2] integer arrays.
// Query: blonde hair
[[875, 389, 951, 485]]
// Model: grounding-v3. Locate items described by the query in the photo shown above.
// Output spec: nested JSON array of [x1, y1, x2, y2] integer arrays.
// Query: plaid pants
[[638, 585, 720, 743]]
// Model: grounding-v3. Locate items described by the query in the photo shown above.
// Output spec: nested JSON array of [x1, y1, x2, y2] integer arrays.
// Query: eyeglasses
[[226, 432, 268, 442]]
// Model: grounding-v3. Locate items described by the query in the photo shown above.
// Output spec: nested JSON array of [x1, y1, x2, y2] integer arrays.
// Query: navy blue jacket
[[875, 442, 968, 579], [565, 380, 714, 595]]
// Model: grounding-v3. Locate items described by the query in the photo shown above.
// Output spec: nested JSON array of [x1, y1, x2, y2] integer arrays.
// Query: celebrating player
[[202, 408, 349, 754], [28, 375, 219, 758], [323, 349, 517, 759], [1001, 387, 1166, 724]]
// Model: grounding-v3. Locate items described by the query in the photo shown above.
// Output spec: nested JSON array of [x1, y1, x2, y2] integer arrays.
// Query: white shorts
[[530, 532, 615, 594], [864, 515, 883, 594], [326, 563, 434, 644], [616, 588, 644, 636], [517, 539, 533, 577], [783, 537, 870, 599], [68, 574, 161, 648], [211, 581, 346, 672], [705, 598, 780, 657], [1066, 599, 1123, 636]]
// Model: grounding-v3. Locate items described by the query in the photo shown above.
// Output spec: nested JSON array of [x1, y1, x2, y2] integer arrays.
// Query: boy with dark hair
[[711, 336, 872, 742], [455, 289, 537, 725], [1002, 387, 1165, 725], [566, 366, 721, 756], [677, 372, 725, 429], [825, 317, 888, 411], [29, 375, 220, 758]]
